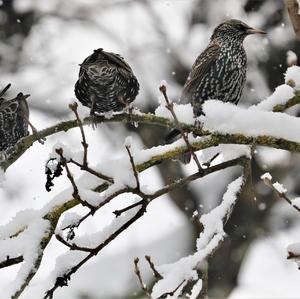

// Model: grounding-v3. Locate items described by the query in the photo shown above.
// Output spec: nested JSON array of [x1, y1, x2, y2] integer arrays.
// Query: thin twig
[[55, 234, 93, 252], [125, 144, 140, 190], [56, 148, 95, 210], [145, 255, 163, 280], [44, 156, 246, 298], [134, 257, 152, 298], [158, 279, 186, 298], [202, 152, 220, 168], [159, 83, 203, 172], [113, 199, 146, 217], [0, 83, 11, 98], [262, 176, 300, 213], [70, 158, 113, 183], [69, 102, 89, 166]]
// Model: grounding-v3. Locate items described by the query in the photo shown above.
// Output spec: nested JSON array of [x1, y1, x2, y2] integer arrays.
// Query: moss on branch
[[273, 90, 300, 112]]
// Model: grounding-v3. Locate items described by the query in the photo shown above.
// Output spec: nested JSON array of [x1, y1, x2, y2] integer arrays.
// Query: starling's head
[[211, 19, 266, 42], [16, 93, 30, 119]]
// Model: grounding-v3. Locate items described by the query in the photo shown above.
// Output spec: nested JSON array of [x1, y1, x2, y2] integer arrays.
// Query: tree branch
[[0, 255, 23, 269], [284, 0, 300, 41]]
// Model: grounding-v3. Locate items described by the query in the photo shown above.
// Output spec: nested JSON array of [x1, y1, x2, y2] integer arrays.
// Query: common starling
[[167, 19, 266, 163], [75, 48, 139, 115], [0, 84, 30, 152]]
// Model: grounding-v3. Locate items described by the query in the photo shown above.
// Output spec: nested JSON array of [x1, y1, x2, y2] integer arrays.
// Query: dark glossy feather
[[75, 48, 139, 113], [0, 91, 29, 152]]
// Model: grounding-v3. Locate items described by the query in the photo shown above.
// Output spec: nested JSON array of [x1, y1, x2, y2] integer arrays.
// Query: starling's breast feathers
[[181, 40, 247, 113]]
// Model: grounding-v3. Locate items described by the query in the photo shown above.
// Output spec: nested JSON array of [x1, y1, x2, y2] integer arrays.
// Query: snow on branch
[[261, 171, 300, 271], [136, 175, 248, 298], [261, 172, 300, 213], [3, 65, 300, 171], [2, 66, 300, 297]]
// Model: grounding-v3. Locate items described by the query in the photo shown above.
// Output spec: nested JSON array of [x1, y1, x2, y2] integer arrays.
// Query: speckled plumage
[[75, 48, 139, 113], [169, 19, 265, 163], [0, 85, 29, 152], [181, 19, 264, 115]]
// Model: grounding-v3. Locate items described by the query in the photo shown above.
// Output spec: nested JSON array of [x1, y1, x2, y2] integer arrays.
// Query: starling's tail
[[165, 129, 192, 164], [165, 128, 180, 144], [178, 152, 192, 164]]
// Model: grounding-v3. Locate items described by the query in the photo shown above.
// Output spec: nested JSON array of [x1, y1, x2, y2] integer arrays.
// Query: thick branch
[[0, 255, 23, 269], [3, 87, 300, 171]]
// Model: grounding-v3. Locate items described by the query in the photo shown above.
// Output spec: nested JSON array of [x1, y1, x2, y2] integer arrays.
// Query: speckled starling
[[0, 84, 30, 152], [75, 48, 139, 114], [168, 19, 266, 163]]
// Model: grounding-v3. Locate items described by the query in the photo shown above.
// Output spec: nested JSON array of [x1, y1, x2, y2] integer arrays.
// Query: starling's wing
[[103, 52, 139, 100], [181, 43, 220, 104], [101, 51, 133, 73], [78, 49, 104, 77], [0, 99, 18, 115]]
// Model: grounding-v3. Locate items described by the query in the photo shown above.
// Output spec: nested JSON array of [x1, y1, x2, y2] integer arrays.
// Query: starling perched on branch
[[167, 19, 266, 163], [0, 84, 30, 152], [75, 48, 139, 115]]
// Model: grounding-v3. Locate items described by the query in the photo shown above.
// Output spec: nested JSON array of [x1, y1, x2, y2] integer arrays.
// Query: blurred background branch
[[284, 0, 300, 41]]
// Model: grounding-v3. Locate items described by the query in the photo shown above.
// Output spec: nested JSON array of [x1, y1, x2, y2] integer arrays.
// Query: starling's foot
[[203, 152, 220, 168], [193, 119, 204, 138], [194, 119, 203, 130], [89, 95, 98, 129], [125, 103, 133, 115], [89, 111, 98, 130]]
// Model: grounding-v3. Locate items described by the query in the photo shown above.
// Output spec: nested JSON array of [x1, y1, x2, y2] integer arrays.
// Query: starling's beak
[[246, 27, 266, 35]]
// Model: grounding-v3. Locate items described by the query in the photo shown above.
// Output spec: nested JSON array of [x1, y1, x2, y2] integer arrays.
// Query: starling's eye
[[237, 24, 246, 31]]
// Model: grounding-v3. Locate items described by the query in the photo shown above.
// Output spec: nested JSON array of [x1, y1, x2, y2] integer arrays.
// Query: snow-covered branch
[[3, 66, 300, 173], [2, 66, 300, 298], [142, 172, 249, 298]]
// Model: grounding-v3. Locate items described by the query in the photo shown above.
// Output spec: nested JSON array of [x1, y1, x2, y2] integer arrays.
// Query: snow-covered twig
[[261, 172, 300, 213], [5, 69, 300, 297], [148, 163, 250, 298], [43, 156, 246, 298], [2, 77, 300, 172]]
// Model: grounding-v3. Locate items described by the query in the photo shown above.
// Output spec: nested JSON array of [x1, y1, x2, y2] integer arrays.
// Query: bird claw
[[194, 119, 203, 130], [89, 112, 98, 130]]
